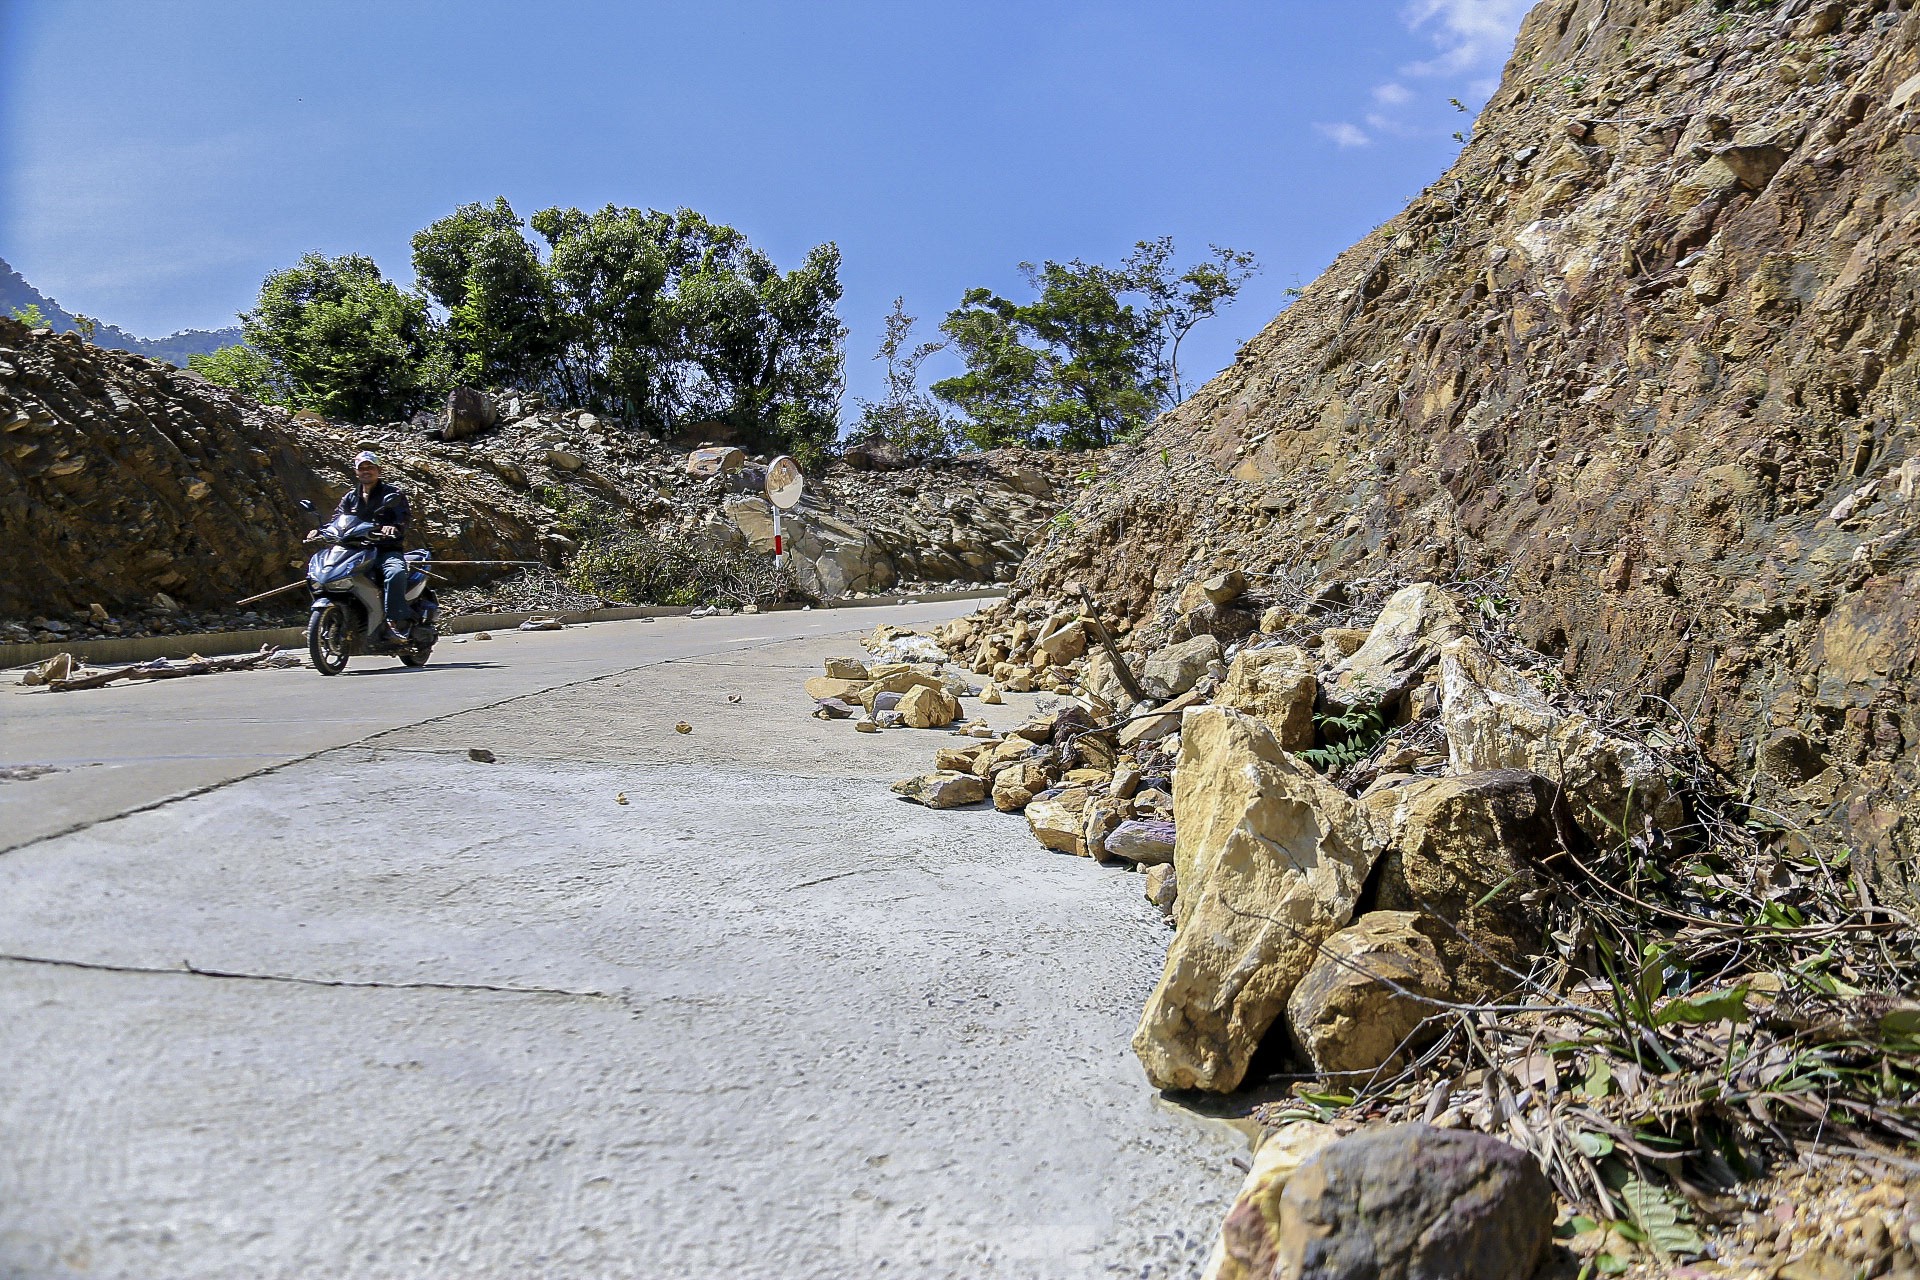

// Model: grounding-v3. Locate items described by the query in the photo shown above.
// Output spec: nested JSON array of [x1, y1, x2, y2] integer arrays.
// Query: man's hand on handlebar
[[303, 529, 322, 543]]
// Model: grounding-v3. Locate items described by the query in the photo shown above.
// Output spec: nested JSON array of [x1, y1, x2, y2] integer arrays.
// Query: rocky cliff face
[[1018, 0, 1920, 897], [0, 317, 1072, 637]]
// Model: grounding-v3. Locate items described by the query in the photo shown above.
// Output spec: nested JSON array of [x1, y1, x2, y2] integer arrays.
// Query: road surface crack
[[0, 951, 617, 1001]]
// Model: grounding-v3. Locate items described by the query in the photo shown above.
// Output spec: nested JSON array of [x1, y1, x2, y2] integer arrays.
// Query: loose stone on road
[[0, 604, 1239, 1278]]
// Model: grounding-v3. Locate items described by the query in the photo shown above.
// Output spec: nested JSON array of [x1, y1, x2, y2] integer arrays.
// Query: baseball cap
[[354, 451, 379, 468]]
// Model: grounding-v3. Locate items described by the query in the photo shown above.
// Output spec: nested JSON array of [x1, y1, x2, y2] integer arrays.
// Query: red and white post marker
[[764, 455, 804, 572]]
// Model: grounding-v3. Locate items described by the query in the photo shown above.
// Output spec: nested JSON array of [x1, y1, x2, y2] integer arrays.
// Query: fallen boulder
[[1143, 634, 1223, 700], [992, 761, 1052, 812], [1202, 569, 1247, 606], [1361, 770, 1569, 1001], [934, 742, 993, 773], [1201, 1123, 1344, 1280], [1106, 818, 1176, 866], [1438, 637, 1683, 843], [1132, 707, 1379, 1093], [891, 771, 986, 809], [439, 386, 498, 441], [1273, 1125, 1554, 1280], [1323, 582, 1466, 715], [1285, 911, 1451, 1081], [1216, 644, 1317, 751], [898, 684, 959, 729], [1026, 786, 1091, 855], [803, 675, 867, 702], [1144, 863, 1178, 914], [1082, 798, 1125, 862], [687, 445, 746, 477], [858, 669, 947, 713]]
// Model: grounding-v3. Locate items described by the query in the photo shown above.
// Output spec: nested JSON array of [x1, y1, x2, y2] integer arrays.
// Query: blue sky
[[0, 0, 1528, 411]]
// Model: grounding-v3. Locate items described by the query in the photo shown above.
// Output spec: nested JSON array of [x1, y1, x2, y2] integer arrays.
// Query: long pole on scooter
[[234, 580, 309, 607]]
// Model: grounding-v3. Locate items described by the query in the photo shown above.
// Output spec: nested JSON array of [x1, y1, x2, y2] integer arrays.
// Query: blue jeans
[[375, 550, 412, 628]]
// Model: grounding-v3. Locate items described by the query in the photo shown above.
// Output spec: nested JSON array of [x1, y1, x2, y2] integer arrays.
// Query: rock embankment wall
[[0, 316, 1077, 639], [1014, 0, 1920, 895]]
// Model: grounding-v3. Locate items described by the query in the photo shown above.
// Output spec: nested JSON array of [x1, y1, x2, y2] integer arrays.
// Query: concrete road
[[0, 604, 1240, 1279]]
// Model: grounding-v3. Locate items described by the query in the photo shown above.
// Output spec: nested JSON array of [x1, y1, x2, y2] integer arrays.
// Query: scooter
[[298, 498, 438, 675]]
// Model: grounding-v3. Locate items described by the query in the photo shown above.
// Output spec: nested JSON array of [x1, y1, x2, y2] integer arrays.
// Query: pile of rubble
[[1014, 0, 1920, 904], [821, 574, 1916, 1277], [0, 318, 1080, 639]]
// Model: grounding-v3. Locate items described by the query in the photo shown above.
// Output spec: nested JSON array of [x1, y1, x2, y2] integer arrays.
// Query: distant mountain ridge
[[0, 256, 242, 367]]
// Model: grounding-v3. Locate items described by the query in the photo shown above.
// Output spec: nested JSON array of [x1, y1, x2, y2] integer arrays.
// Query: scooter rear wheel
[[307, 604, 350, 675]]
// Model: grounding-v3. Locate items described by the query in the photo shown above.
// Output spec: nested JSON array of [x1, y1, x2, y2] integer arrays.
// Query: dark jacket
[[335, 480, 410, 546]]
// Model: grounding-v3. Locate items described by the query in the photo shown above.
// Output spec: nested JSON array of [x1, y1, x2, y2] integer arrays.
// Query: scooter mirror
[[297, 498, 316, 512]]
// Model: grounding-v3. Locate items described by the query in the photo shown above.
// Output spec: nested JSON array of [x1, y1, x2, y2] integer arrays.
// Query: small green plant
[[1472, 592, 1512, 619], [9, 304, 50, 330], [1303, 703, 1388, 773], [1050, 510, 1077, 531]]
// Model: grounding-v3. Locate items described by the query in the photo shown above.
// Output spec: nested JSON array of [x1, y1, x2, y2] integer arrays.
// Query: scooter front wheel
[[307, 604, 351, 675]]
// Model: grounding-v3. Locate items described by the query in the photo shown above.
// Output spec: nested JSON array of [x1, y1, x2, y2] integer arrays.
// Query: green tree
[[934, 258, 1162, 450], [851, 297, 954, 460], [530, 203, 675, 417], [932, 239, 1256, 449], [240, 253, 436, 421], [410, 198, 566, 391], [1124, 238, 1259, 401], [530, 204, 844, 459], [189, 343, 286, 403], [9, 304, 50, 330]]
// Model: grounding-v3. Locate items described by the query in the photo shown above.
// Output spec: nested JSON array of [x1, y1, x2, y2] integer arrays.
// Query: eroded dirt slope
[[0, 317, 1073, 637], [1019, 0, 1920, 895]]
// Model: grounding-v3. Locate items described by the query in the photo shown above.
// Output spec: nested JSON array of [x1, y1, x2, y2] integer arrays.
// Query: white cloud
[[1315, 0, 1527, 148], [1315, 122, 1373, 148], [1400, 0, 1532, 79]]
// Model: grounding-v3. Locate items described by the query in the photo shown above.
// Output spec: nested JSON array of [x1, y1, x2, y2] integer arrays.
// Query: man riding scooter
[[308, 451, 415, 644]]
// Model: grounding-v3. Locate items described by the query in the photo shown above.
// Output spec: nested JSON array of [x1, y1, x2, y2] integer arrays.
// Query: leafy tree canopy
[[931, 239, 1255, 450], [187, 343, 285, 404], [237, 253, 436, 422], [211, 198, 844, 460]]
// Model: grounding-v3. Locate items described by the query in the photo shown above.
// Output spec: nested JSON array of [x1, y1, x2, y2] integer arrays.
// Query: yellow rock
[[898, 684, 960, 729], [823, 656, 870, 681], [1026, 787, 1090, 854], [981, 684, 1004, 705], [934, 742, 992, 773], [1132, 707, 1378, 1093], [992, 762, 1051, 812], [1200, 1124, 1344, 1280], [1285, 911, 1451, 1079], [1216, 645, 1316, 751], [1033, 619, 1087, 664], [858, 669, 946, 713], [804, 675, 868, 702]]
